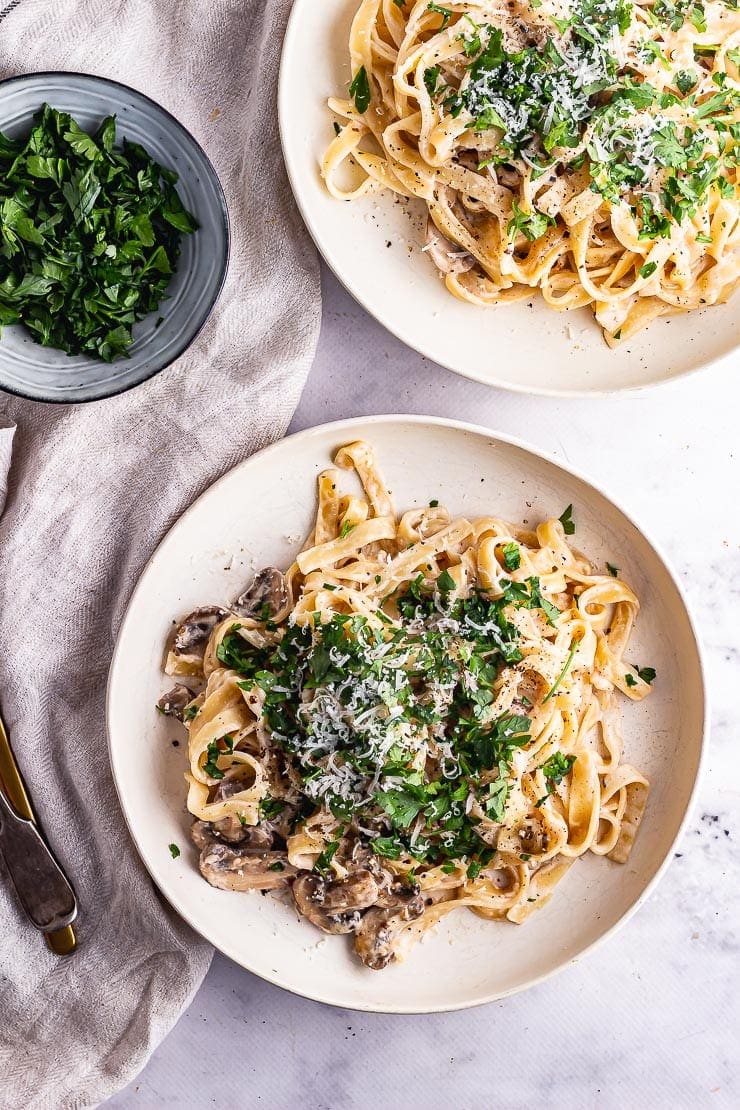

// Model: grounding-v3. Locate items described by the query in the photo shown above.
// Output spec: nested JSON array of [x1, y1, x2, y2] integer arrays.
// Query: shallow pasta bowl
[[107, 416, 706, 1012], [278, 0, 739, 396]]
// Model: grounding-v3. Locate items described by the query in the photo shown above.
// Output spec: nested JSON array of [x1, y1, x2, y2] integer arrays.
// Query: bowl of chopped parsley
[[0, 72, 229, 402]]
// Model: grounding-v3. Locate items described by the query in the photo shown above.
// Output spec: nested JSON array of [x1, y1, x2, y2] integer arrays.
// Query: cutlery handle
[[0, 789, 78, 932]]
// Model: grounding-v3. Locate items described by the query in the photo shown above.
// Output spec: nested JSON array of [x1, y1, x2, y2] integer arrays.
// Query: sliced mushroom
[[232, 568, 289, 621], [157, 683, 194, 722], [353, 888, 425, 970], [172, 606, 228, 658], [199, 842, 296, 891], [292, 870, 380, 935], [425, 216, 476, 275], [375, 876, 422, 909], [517, 821, 546, 855], [211, 776, 275, 847], [191, 820, 215, 852]]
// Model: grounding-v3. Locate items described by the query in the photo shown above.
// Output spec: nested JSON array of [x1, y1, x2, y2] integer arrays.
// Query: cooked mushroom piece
[[191, 820, 215, 852], [424, 216, 476, 275], [353, 888, 425, 970], [199, 843, 296, 891], [232, 568, 289, 621], [157, 683, 194, 721], [211, 776, 275, 847], [292, 870, 380, 935], [172, 606, 228, 658]]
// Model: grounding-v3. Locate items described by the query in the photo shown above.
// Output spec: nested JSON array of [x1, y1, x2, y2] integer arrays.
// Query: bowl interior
[[107, 417, 705, 1012], [0, 72, 228, 403], [278, 0, 739, 396]]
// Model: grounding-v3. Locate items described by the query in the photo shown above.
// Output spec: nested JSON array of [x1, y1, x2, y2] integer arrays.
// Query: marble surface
[[110, 266, 739, 1110]]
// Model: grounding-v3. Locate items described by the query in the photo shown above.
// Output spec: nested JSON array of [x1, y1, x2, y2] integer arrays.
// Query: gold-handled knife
[[0, 708, 78, 954]]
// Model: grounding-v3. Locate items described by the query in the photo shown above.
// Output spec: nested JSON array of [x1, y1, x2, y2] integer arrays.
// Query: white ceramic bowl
[[278, 0, 739, 396], [107, 417, 706, 1012]]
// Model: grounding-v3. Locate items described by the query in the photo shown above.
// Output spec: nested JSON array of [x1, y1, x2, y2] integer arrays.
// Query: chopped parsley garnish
[[349, 67, 371, 113], [540, 752, 577, 795], [437, 568, 456, 591], [559, 504, 575, 535], [314, 839, 340, 875], [202, 737, 232, 780], [0, 104, 197, 360], [420, 0, 738, 239], [507, 199, 555, 242], [502, 542, 521, 571], [168, 843, 181, 859], [424, 66, 441, 96], [339, 520, 356, 539], [606, 562, 619, 577], [427, 2, 453, 27], [183, 704, 199, 722], [216, 569, 572, 868], [637, 665, 657, 684]]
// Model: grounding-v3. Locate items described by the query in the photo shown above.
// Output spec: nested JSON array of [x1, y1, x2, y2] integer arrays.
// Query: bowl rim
[[278, 0, 737, 399], [106, 413, 710, 1013], [0, 69, 231, 405]]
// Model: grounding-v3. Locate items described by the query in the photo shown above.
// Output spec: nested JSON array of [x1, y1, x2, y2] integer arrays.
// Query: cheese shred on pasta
[[323, 0, 739, 345], [162, 442, 652, 970]]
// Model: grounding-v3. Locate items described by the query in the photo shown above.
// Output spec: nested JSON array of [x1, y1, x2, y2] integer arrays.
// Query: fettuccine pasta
[[159, 442, 653, 970], [323, 0, 739, 346]]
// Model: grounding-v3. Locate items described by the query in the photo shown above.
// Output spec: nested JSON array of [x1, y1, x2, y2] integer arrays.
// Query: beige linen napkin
[[0, 2, 320, 1106]]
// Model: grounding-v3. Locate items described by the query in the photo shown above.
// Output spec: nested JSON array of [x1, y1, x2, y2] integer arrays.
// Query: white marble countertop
[[111, 266, 740, 1110]]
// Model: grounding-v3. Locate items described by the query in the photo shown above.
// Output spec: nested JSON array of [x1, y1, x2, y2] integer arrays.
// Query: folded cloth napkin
[[0, 2, 320, 1106]]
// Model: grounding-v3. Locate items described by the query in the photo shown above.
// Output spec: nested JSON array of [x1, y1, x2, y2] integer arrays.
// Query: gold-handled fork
[[0, 707, 77, 955]]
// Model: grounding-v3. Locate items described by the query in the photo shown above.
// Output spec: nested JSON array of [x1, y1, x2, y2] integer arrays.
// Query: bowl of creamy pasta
[[107, 417, 706, 1010], [278, 0, 739, 394]]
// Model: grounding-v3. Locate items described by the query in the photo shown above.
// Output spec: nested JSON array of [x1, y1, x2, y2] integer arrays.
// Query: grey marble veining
[[109, 266, 740, 1110]]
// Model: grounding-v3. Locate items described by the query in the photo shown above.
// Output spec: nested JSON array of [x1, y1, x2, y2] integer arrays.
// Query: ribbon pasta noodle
[[322, 0, 739, 345], [160, 442, 652, 970]]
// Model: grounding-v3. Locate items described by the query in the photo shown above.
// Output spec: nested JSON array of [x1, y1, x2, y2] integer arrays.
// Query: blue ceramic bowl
[[0, 72, 229, 403]]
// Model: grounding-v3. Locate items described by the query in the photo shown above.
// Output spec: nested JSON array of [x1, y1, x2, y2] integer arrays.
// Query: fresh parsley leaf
[[540, 751, 576, 788], [349, 66, 371, 113], [427, 2, 453, 27], [507, 199, 555, 242], [203, 739, 225, 780], [676, 70, 698, 95], [339, 520, 356, 539], [168, 843, 181, 859], [625, 673, 638, 688], [371, 836, 403, 859], [639, 261, 658, 278], [314, 839, 340, 875], [437, 568, 456, 592], [559, 504, 575, 534], [260, 797, 285, 820], [502, 542, 521, 571], [424, 66, 441, 96], [637, 665, 657, 684]]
